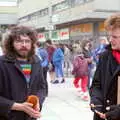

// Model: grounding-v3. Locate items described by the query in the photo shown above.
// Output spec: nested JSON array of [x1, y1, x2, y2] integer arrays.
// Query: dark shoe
[[61, 79, 65, 83], [51, 80, 59, 84]]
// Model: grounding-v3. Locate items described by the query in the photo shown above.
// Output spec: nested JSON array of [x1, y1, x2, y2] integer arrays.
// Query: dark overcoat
[[90, 46, 120, 120], [0, 55, 47, 120]]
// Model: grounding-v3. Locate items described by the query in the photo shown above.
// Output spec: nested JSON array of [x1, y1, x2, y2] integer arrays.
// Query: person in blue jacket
[[36, 41, 48, 67], [35, 41, 49, 96], [93, 37, 109, 64], [51, 43, 65, 84]]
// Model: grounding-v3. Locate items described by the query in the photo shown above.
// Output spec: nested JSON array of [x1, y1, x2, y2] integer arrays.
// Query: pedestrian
[[52, 43, 65, 84], [35, 41, 49, 96], [64, 44, 71, 77], [45, 39, 55, 82], [89, 13, 120, 120], [93, 36, 109, 64], [0, 25, 47, 120], [72, 50, 90, 101]]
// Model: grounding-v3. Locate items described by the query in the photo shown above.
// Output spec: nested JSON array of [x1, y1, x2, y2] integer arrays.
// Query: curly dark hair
[[4, 25, 37, 60]]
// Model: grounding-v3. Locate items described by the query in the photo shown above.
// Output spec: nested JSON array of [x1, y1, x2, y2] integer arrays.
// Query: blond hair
[[104, 13, 120, 30]]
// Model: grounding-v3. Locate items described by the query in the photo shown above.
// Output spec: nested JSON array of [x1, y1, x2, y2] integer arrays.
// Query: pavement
[[39, 77, 93, 120]]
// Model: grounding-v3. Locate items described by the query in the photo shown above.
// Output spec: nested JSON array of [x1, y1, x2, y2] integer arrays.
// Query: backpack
[[72, 56, 88, 77]]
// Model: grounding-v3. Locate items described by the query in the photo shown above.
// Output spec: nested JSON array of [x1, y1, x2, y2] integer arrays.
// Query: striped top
[[20, 64, 32, 83]]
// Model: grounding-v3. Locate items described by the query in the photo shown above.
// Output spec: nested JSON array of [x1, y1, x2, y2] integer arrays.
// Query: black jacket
[[90, 46, 120, 120], [0, 55, 47, 120]]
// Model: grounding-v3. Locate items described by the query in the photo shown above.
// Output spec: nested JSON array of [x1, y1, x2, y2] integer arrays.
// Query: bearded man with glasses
[[0, 25, 47, 120]]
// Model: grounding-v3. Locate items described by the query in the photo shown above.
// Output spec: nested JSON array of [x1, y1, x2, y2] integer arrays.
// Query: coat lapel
[[106, 55, 120, 96], [105, 53, 119, 96], [110, 65, 120, 86], [30, 61, 41, 86]]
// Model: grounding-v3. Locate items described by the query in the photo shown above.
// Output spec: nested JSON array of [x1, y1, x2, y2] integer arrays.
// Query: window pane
[[52, 1, 69, 13]]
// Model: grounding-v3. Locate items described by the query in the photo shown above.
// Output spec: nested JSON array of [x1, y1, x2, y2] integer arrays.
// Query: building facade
[[0, 0, 18, 33], [18, 0, 120, 44]]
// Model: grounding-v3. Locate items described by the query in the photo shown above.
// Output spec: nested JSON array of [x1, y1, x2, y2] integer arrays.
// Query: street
[[39, 77, 93, 120]]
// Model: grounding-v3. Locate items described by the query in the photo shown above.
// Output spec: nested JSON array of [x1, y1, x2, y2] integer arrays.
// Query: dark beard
[[16, 52, 27, 59], [14, 50, 31, 59]]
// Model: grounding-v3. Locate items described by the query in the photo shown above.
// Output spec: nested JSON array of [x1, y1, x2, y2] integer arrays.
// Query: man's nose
[[22, 41, 27, 46]]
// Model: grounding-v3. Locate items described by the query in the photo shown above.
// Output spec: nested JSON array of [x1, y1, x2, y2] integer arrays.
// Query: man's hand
[[34, 99, 40, 111], [90, 103, 103, 112], [95, 110, 106, 119], [90, 104, 106, 119], [11, 102, 40, 118]]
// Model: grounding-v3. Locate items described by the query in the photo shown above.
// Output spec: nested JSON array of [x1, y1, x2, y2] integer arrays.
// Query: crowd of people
[[0, 12, 120, 120]]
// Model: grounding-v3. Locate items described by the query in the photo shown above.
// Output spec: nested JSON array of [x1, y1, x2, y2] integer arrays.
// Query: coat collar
[[1, 55, 41, 87], [105, 50, 120, 96], [1, 55, 40, 64]]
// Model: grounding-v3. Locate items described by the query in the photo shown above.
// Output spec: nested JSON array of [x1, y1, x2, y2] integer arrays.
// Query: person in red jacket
[[72, 51, 90, 101]]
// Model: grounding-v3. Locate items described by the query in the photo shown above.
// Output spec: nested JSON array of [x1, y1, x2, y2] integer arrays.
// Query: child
[[72, 52, 89, 101]]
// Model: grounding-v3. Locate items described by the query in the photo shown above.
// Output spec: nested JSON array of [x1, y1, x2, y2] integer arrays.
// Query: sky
[[0, 0, 17, 6]]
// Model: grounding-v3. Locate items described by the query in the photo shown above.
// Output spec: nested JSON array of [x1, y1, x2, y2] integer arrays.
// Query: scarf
[[112, 50, 120, 64]]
